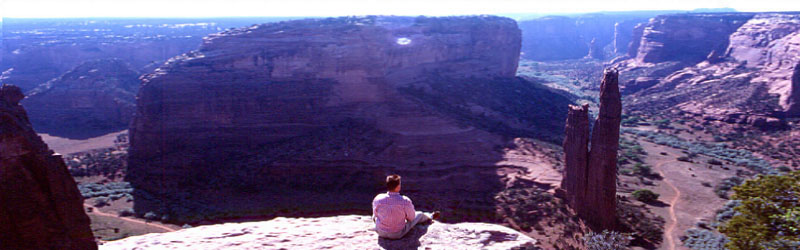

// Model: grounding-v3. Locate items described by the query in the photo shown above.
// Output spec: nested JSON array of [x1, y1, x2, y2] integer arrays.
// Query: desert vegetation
[[622, 128, 777, 175], [616, 197, 665, 246], [65, 133, 128, 178], [718, 171, 800, 250]]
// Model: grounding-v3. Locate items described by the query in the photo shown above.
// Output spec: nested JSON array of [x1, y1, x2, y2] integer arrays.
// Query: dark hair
[[386, 174, 401, 191]]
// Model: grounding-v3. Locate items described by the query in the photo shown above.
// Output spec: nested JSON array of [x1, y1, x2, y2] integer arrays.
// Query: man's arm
[[405, 199, 416, 222], [372, 198, 378, 222]]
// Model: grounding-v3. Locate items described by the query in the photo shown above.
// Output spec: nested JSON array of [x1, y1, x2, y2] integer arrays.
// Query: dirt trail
[[655, 160, 680, 250], [84, 204, 176, 232]]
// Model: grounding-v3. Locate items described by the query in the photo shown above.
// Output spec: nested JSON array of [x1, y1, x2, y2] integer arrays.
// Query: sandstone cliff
[[128, 16, 570, 223], [518, 13, 662, 61], [617, 13, 800, 127], [633, 13, 753, 64], [0, 84, 96, 249], [561, 69, 621, 230], [99, 215, 535, 250], [22, 58, 140, 139]]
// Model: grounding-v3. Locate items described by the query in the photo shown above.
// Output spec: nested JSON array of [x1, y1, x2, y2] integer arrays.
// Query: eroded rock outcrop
[[561, 104, 589, 215], [0, 84, 96, 249], [561, 69, 621, 230], [519, 13, 668, 61], [99, 215, 536, 250], [22, 58, 140, 139], [586, 69, 622, 230], [621, 13, 800, 127], [128, 16, 571, 222], [626, 23, 645, 58], [634, 13, 754, 64], [788, 62, 800, 117], [586, 38, 604, 60]]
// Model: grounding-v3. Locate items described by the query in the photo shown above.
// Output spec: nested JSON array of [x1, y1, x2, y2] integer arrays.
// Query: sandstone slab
[[99, 215, 535, 250]]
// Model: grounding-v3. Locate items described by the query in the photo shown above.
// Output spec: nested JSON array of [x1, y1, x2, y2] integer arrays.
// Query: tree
[[719, 171, 800, 250], [632, 189, 660, 203]]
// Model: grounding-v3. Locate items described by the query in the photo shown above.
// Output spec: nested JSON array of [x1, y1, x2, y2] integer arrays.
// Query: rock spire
[[561, 68, 621, 230]]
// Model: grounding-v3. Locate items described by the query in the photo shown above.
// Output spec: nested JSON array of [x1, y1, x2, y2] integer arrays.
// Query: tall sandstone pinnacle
[[0, 84, 97, 249], [561, 103, 589, 214], [561, 69, 621, 230], [787, 62, 800, 117]]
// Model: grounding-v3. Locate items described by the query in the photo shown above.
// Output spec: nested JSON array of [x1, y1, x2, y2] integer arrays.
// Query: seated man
[[372, 174, 440, 239]]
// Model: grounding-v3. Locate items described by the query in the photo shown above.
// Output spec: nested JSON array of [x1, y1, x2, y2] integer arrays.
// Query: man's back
[[372, 192, 415, 233]]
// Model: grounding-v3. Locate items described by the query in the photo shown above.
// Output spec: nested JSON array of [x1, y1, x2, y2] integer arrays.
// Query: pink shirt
[[372, 191, 415, 233]]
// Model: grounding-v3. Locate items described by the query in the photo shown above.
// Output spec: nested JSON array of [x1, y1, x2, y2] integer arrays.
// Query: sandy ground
[[40, 130, 127, 155], [628, 137, 738, 250]]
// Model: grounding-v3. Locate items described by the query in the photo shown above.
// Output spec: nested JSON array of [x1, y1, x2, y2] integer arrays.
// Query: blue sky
[[3, 0, 799, 18]]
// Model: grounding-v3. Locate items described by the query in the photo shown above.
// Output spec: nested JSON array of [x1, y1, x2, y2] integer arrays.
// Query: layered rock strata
[[0, 84, 96, 249], [561, 69, 621, 230], [99, 215, 536, 250], [22, 58, 140, 139], [633, 13, 754, 64], [620, 13, 800, 125], [519, 13, 666, 61], [128, 16, 571, 222]]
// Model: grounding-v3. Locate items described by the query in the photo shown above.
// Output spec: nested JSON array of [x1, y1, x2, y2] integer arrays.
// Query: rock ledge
[[100, 215, 535, 250]]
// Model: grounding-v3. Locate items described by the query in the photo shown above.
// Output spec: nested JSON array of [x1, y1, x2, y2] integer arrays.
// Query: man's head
[[386, 174, 401, 192]]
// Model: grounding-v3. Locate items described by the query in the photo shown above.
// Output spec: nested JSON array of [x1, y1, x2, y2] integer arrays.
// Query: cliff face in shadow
[[0, 84, 96, 249], [22, 58, 140, 139], [128, 16, 572, 223]]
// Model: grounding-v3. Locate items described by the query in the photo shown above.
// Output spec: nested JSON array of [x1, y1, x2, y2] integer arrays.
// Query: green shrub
[[681, 228, 728, 250], [677, 156, 692, 162], [143, 211, 159, 221], [654, 119, 672, 129], [633, 163, 654, 177], [632, 189, 660, 203], [707, 159, 723, 165], [714, 177, 744, 199], [584, 230, 631, 250], [93, 197, 109, 207], [118, 208, 135, 217]]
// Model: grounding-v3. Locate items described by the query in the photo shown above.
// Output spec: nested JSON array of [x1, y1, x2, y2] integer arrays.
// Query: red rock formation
[[586, 69, 622, 230], [128, 16, 572, 222], [634, 13, 754, 64], [0, 84, 96, 249], [586, 38, 604, 60], [788, 62, 800, 117], [620, 13, 800, 127], [22, 58, 140, 139], [626, 23, 645, 59], [561, 69, 621, 230], [519, 14, 654, 61], [561, 104, 589, 214]]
